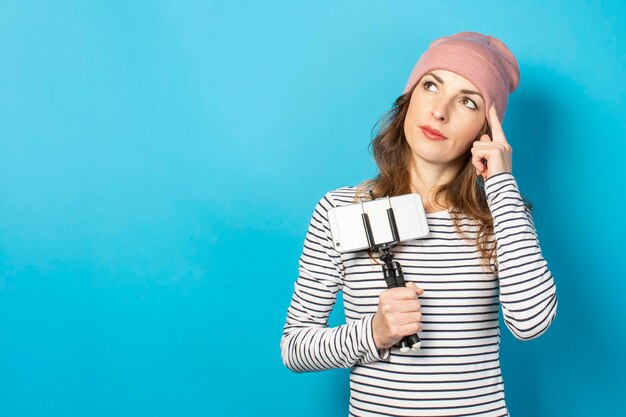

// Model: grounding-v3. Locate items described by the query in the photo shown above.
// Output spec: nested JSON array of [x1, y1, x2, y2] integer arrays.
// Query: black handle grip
[[391, 262, 422, 352], [406, 334, 421, 351], [380, 252, 421, 353]]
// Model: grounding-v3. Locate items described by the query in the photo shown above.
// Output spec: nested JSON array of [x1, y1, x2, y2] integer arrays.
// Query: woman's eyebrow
[[425, 72, 445, 84], [425, 72, 484, 99], [460, 89, 483, 98]]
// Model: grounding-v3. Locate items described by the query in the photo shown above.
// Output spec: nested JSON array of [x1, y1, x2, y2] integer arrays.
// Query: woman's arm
[[484, 172, 558, 340], [280, 192, 390, 373]]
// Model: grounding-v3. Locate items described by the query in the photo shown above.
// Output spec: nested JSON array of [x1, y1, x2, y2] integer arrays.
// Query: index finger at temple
[[489, 105, 507, 143]]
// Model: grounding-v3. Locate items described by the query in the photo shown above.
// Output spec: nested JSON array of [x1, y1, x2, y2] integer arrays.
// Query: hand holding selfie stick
[[361, 198, 422, 353]]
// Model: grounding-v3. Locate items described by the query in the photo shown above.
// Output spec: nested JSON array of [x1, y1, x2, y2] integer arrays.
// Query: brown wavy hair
[[354, 82, 532, 274]]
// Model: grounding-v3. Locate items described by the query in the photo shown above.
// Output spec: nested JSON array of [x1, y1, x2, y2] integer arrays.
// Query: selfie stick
[[360, 198, 422, 353]]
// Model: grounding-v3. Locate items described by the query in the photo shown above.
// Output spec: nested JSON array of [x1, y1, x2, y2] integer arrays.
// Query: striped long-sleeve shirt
[[280, 172, 558, 417]]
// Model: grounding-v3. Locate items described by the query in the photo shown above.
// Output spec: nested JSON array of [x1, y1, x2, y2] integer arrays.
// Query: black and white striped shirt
[[281, 172, 558, 416]]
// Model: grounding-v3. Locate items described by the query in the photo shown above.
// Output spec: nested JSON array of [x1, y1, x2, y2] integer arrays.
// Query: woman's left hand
[[471, 105, 513, 180]]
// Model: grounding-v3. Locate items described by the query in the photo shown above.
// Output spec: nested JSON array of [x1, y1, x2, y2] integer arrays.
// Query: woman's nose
[[431, 101, 448, 122]]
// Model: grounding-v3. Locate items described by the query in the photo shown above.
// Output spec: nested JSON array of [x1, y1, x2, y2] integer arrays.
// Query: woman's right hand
[[372, 282, 424, 349]]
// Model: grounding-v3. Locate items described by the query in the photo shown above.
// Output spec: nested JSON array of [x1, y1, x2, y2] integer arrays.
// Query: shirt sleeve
[[484, 172, 558, 341], [280, 192, 391, 373]]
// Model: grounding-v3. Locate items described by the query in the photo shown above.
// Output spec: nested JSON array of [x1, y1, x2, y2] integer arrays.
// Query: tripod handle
[[392, 262, 422, 352], [400, 334, 421, 352], [378, 252, 422, 353]]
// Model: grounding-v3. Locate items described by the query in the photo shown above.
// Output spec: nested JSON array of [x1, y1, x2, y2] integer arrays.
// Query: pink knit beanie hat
[[403, 31, 520, 126]]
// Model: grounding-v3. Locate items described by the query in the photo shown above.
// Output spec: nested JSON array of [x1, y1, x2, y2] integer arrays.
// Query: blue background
[[1, 1, 625, 416]]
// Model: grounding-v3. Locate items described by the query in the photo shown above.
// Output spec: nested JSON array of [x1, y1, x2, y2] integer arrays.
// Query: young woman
[[280, 32, 558, 417]]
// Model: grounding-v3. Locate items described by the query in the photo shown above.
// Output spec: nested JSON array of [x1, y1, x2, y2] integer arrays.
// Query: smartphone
[[327, 193, 430, 253]]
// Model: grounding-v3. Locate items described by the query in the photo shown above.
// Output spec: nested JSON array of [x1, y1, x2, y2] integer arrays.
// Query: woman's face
[[403, 69, 487, 168]]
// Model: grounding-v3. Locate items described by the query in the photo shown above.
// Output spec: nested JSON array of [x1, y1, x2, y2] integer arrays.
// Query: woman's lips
[[420, 126, 447, 140]]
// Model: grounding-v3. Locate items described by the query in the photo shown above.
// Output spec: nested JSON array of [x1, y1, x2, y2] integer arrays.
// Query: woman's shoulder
[[320, 184, 373, 209], [306, 185, 370, 221]]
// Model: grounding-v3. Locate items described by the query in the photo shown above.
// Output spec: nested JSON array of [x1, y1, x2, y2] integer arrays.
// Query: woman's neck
[[409, 159, 462, 212]]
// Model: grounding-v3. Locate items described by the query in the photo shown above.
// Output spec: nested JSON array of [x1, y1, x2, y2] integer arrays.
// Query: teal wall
[[1, 1, 624, 415]]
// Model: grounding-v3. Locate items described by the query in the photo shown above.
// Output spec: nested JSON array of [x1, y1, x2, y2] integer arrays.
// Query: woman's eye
[[462, 97, 478, 110], [423, 81, 437, 91]]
